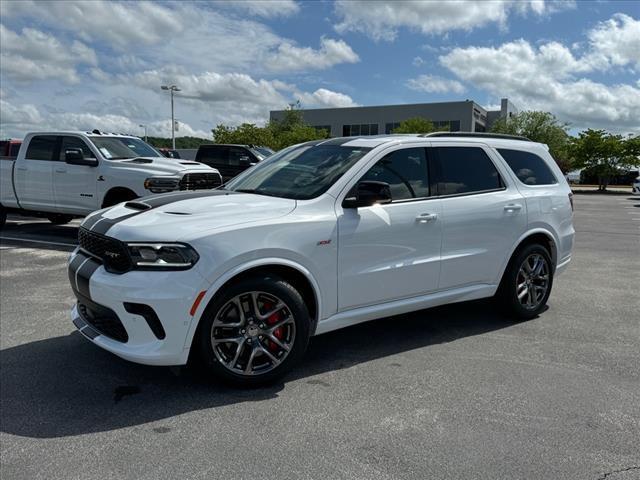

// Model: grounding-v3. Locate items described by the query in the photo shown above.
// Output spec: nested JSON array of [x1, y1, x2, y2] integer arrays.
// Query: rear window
[[433, 147, 503, 195], [26, 136, 58, 161], [498, 149, 557, 185]]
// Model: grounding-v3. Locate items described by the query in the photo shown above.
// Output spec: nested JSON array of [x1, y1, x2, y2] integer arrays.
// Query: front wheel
[[47, 214, 73, 225], [497, 244, 554, 320], [196, 275, 311, 387]]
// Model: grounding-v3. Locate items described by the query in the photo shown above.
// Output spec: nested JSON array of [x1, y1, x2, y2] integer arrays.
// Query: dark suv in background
[[195, 144, 274, 181]]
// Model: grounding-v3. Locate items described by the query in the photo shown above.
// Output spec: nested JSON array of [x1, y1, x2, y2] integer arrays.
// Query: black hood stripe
[[85, 190, 237, 236]]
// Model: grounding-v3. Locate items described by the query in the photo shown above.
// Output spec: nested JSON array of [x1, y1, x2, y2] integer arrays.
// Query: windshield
[[90, 137, 160, 159], [226, 144, 371, 200], [251, 146, 275, 159]]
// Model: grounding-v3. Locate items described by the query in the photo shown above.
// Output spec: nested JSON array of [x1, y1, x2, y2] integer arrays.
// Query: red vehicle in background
[[0, 139, 22, 160]]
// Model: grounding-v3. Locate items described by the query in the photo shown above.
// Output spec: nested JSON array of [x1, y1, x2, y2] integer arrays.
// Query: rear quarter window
[[498, 148, 557, 185], [25, 136, 58, 161]]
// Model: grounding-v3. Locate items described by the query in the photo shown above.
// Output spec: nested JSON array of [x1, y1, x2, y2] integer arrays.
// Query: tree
[[146, 136, 211, 149], [211, 102, 329, 150], [569, 129, 639, 191], [392, 117, 439, 134], [491, 111, 571, 172]]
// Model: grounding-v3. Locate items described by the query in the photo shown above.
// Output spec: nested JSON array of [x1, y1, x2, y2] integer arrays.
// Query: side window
[[60, 136, 95, 161], [360, 148, 429, 201], [25, 135, 57, 161], [228, 147, 250, 166], [497, 148, 557, 185], [434, 147, 503, 196]]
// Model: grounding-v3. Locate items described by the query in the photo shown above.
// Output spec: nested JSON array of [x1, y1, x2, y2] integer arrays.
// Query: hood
[[90, 191, 296, 241], [110, 157, 215, 176]]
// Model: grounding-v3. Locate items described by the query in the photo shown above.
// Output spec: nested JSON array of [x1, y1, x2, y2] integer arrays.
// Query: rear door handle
[[504, 204, 522, 212], [416, 213, 438, 223], [16, 166, 28, 171]]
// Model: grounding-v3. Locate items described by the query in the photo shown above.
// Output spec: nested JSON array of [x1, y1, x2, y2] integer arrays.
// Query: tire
[[496, 243, 554, 320], [46, 214, 73, 225], [196, 275, 311, 387]]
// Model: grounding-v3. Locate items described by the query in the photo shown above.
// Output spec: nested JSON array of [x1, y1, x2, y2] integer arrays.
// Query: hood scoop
[[125, 157, 154, 164], [124, 201, 152, 211]]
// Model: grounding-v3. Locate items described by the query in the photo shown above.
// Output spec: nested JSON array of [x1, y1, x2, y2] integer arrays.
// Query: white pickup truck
[[0, 131, 222, 228]]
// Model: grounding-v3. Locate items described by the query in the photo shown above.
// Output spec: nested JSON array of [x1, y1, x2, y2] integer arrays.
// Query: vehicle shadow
[[0, 299, 522, 439], [0, 219, 78, 251]]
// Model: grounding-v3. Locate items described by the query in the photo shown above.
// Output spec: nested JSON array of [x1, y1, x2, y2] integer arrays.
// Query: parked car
[[68, 132, 574, 386], [0, 131, 222, 228], [195, 144, 274, 182], [0, 139, 22, 160], [158, 148, 181, 159], [633, 175, 640, 195]]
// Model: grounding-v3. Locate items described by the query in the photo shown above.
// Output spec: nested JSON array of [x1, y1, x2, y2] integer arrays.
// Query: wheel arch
[[499, 229, 558, 284], [184, 258, 322, 355], [101, 186, 138, 208]]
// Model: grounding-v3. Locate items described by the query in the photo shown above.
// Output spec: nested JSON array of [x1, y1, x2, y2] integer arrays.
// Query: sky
[[0, 0, 638, 139]]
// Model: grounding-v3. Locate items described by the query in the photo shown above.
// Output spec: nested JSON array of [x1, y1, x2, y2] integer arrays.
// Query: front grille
[[78, 228, 131, 273], [78, 299, 128, 342], [179, 172, 221, 190]]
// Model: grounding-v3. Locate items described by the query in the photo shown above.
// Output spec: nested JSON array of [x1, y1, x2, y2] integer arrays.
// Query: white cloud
[[0, 25, 97, 83], [294, 88, 358, 108], [334, 0, 574, 41], [0, 99, 210, 139], [587, 13, 640, 70], [412, 56, 425, 67], [267, 37, 359, 73], [439, 36, 640, 132], [406, 74, 466, 94], [219, 0, 300, 18]]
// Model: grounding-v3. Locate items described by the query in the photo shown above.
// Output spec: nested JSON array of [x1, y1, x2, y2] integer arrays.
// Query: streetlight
[[138, 124, 147, 142], [160, 84, 181, 149]]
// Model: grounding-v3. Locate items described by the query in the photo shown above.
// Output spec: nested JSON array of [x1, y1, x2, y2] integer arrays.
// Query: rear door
[[197, 146, 232, 180], [433, 144, 527, 289], [53, 136, 98, 214], [13, 135, 57, 210]]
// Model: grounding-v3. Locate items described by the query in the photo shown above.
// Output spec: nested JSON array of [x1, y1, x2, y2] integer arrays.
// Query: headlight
[[126, 243, 199, 269], [144, 176, 179, 193]]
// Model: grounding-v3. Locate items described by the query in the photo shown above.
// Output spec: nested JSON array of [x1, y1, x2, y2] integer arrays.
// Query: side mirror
[[342, 181, 392, 209], [65, 148, 97, 166]]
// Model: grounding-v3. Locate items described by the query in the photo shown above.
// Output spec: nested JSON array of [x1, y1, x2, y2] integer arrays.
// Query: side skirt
[[314, 284, 497, 335]]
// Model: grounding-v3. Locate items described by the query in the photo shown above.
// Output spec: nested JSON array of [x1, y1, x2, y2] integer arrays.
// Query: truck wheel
[[196, 275, 311, 387], [497, 243, 554, 320], [46, 214, 73, 225]]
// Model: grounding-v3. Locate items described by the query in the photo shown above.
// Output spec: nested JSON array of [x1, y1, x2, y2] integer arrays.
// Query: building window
[[474, 123, 486, 132], [385, 122, 401, 134], [342, 124, 379, 136], [450, 120, 460, 132]]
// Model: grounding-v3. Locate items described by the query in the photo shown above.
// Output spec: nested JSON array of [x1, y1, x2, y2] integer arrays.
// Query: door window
[[59, 136, 95, 161], [359, 148, 429, 201], [25, 136, 58, 161], [433, 147, 503, 196], [228, 147, 250, 166], [497, 149, 557, 185]]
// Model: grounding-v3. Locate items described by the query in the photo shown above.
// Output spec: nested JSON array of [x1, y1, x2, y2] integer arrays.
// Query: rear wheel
[[196, 275, 310, 387], [497, 244, 553, 320], [46, 214, 73, 225]]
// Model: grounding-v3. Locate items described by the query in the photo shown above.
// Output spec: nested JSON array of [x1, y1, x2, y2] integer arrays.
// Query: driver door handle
[[54, 167, 67, 173], [504, 204, 523, 212], [416, 213, 438, 223]]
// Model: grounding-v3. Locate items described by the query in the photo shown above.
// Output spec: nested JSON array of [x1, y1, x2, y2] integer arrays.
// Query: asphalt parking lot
[[1, 194, 639, 480]]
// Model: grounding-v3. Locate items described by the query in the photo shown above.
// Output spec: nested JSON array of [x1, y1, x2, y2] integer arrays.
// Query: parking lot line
[[0, 236, 76, 248]]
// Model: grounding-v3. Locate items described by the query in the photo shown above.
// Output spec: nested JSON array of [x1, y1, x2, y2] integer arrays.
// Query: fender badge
[[317, 239, 331, 246]]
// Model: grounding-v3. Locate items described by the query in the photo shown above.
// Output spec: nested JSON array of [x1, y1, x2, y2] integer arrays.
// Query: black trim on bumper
[[123, 303, 166, 340]]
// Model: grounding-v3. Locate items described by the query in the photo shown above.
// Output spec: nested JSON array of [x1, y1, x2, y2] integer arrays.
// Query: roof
[[24, 130, 139, 138], [307, 133, 542, 149]]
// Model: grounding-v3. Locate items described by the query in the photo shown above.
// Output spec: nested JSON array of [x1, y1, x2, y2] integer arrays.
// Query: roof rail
[[419, 132, 532, 141]]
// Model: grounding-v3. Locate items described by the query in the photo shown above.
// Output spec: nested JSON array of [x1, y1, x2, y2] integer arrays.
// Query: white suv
[[68, 133, 575, 386]]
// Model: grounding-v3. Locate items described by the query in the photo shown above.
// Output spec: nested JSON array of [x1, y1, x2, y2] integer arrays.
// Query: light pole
[[160, 84, 181, 149], [138, 124, 147, 142]]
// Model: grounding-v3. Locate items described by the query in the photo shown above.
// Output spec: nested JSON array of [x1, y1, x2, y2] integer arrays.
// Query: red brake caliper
[[263, 301, 283, 353]]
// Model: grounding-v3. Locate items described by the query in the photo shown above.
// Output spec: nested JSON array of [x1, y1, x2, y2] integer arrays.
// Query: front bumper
[[68, 249, 208, 366]]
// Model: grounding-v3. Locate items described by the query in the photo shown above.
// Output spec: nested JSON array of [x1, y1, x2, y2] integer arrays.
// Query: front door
[[53, 136, 98, 214], [337, 147, 442, 311]]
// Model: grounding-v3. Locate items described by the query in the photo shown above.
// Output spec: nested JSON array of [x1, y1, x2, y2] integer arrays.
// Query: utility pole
[[161, 85, 181, 149], [138, 124, 147, 142]]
